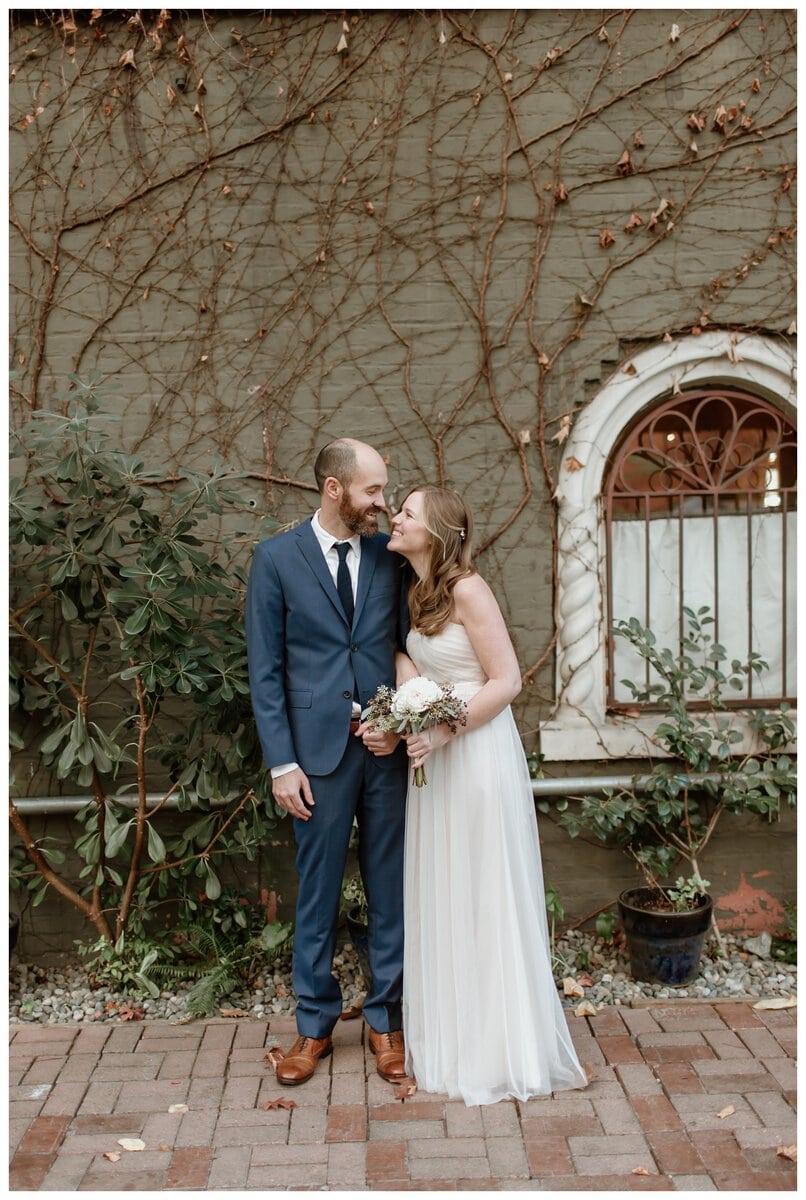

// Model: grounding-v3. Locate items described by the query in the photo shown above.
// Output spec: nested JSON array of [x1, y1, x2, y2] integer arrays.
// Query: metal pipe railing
[[10, 772, 737, 814]]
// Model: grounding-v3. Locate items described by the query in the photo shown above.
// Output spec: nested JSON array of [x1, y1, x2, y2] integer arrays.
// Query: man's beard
[[339, 494, 382, 537]]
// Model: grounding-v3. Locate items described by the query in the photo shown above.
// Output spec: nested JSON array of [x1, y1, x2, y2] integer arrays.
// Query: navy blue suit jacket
[[245, 519, 409, 777]]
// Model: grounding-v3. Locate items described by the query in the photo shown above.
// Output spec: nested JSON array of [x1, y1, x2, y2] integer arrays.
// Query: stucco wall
[[13, 802, 795, 960], [9, 10, 796, 944], [10, 9, 796, 738]]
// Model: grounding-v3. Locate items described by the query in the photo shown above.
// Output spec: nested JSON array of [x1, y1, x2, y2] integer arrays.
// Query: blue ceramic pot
[[618, 887, 713, 986]]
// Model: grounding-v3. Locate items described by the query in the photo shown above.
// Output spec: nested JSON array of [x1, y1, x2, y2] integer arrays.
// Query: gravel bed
[[9, 928, 796, 1025]]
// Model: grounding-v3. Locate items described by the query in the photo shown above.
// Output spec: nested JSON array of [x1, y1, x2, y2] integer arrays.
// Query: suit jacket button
[[342, 690, 351, 699], [351, 643, 359, 652]]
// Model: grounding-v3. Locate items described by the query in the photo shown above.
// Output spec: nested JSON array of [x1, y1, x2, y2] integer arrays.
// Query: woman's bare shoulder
[[453, 572, 497, 614]]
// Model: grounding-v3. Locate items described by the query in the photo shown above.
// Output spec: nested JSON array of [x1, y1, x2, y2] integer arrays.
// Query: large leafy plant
[[9, 377, 279, 944], [561, 607, 796, 903]]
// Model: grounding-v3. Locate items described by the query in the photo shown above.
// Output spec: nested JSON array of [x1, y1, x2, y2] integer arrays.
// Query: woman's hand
[[405, 723, 453, 768]]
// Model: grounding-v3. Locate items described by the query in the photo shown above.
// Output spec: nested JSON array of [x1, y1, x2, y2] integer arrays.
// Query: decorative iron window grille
[[605, 388, 797, 708]]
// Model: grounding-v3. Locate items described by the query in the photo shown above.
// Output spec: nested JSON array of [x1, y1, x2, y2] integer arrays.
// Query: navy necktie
[[334, 542, 354, 625]]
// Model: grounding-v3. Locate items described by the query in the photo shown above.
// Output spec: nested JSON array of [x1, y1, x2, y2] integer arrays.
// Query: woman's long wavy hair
[[405, 486, 474, 636]]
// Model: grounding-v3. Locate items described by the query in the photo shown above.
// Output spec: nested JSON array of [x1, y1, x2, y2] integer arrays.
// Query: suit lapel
[[353, 535, 379, 628], [295, 520, 350, 625]]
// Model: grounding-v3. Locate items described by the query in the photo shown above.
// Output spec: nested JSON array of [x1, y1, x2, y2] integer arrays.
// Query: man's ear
[[323, 476, 342, 501]]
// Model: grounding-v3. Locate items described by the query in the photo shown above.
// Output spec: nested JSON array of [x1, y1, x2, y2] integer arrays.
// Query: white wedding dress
[[403, 622, 587, 1106]]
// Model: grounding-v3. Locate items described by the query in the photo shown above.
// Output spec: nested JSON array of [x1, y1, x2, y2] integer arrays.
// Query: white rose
[[391, 676, 442, 719]]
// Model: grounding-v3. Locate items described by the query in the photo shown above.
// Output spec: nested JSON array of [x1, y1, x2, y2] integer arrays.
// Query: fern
[[173, 919, 294, 1016], [185, 962, 243, 1016]]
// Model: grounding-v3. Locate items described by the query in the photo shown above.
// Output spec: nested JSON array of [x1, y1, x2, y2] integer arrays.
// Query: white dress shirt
[[271, 512, 361, 780]]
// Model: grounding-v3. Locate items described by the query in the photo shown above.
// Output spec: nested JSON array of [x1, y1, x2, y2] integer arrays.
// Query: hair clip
[[459, 528, 466, 541]]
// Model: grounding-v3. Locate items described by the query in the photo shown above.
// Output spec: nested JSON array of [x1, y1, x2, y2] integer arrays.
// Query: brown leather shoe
[[275, 1035, 333, 1085], [368, 1028, 407, 1082]]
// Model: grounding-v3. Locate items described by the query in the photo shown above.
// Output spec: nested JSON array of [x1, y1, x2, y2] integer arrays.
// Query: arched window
[[540, 332, 797, 762], [606, 389, 796, 707]]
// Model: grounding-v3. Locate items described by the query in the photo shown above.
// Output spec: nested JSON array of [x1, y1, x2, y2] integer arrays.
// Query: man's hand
[[272, 767, 315, 820], [356, 721, 401, 757]]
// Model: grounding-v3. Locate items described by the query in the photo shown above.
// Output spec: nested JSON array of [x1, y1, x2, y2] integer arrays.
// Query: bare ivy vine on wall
[[9, 8, 796, 720]]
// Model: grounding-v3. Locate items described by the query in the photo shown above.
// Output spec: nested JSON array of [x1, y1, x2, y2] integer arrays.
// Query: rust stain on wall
[[715, 873, 785, 936]]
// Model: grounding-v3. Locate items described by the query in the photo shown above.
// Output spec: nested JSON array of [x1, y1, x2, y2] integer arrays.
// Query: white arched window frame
[[540, 332, 797, 761]]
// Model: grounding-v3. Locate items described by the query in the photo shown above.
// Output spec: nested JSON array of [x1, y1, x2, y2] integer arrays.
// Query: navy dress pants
[[291, 735, 407, 1038]]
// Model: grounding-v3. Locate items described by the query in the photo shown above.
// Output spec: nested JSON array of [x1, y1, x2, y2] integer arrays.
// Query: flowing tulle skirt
[[403, 627, 587, 1106]]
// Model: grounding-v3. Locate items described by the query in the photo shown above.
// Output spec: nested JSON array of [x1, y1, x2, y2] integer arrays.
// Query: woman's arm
[[451, 574, 521, 730], [395, 650, 420, 686]]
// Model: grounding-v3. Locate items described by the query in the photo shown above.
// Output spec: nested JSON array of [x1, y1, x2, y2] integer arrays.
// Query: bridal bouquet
[[361, 676, 467, 787]]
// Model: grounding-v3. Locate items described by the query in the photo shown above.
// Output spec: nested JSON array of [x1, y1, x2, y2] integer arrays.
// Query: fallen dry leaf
[[563, 976, 585, 998], [264, 1046, 286, 1069], [340, 996, 365, 1021], [777, 1145, 797, 1162], [159, 1143, 171, 1152], [117, 1137, 146, 1152], [167, 1104, 188, 1114], [219, 1007, 250, 1019], [753, 996, 796, 1010], [716, 1105, 736, 1120], [632, 1165, 655, 1175], [577, 973, 595, 988], [393, 1078, 418, 1100], [117, 1003, 144, 1022], [574, 1000, 598, 1017], [103, 1151, 122, 1162], [262, 1097, 297, 1110]]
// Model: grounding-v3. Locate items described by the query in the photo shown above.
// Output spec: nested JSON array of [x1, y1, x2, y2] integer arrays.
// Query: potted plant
[[561, 607, 796, 986]]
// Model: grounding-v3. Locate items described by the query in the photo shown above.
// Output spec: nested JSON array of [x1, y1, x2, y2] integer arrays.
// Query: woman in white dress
[[387, 485, 587, 1107]]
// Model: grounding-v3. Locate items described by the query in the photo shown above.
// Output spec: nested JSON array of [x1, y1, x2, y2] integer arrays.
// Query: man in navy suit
[[246, 438, 409, 1085]]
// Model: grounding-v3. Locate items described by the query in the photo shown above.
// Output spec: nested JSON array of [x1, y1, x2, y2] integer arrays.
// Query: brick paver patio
[[9, 1001, 796, 1191]]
